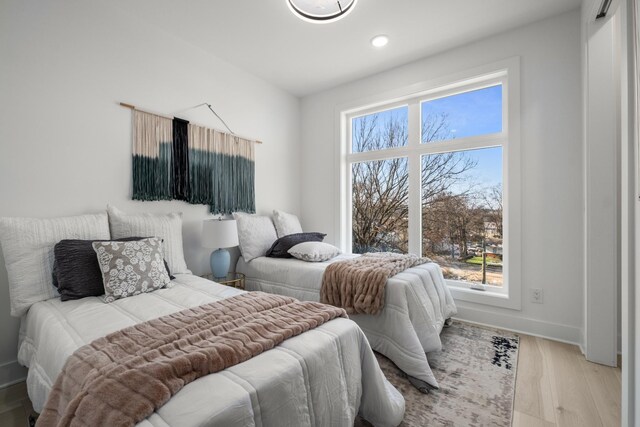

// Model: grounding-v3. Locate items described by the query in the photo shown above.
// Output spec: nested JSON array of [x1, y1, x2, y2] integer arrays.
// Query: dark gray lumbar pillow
[[266, 232, 326, 258], [53, 237, 173, 301]]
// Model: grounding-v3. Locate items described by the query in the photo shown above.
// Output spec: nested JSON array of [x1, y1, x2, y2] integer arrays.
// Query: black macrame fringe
[[172, 118, 190, 201]]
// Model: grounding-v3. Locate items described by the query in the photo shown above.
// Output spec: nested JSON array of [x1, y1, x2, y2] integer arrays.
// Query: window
[[351, 106, 409, 253], [340, 61, 521, 308], [352, 157, 409, 253], [421, 147, 503, 287]]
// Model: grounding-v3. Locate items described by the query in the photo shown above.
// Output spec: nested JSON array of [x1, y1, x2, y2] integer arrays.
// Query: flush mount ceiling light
[[371, 35, 389, 48], [287, 0, 358, 24]]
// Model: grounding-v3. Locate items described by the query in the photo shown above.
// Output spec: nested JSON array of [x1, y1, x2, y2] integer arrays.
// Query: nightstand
[[201, 272, 245, 290]]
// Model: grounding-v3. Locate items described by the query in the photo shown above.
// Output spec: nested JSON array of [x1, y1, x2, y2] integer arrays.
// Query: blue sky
[[422, 85, 502, 190], [352, 84, 503, 188], [422, 85, 502, 139]]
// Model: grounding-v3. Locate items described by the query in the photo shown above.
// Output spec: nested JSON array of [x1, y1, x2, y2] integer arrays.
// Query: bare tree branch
[[351, 110, 501, 260]]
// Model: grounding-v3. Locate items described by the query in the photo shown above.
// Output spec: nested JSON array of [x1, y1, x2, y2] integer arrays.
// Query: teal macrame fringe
[[132, 143, 172, 201], [188, 149, 255, 214]]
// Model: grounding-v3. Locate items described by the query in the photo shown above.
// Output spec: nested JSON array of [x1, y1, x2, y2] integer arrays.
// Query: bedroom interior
[[0, 0, 637, 426]]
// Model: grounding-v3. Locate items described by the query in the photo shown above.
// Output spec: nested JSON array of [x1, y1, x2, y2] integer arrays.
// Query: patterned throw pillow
[[92, 238, 172, 303]]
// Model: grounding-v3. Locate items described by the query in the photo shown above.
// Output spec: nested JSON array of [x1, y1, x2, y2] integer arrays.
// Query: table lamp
[[202, 218, 239, 278]]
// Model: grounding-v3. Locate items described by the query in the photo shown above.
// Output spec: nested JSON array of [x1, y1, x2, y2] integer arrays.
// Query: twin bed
[[1, 207, 457, 426], [237, 254, 457, 389], [18, 274, 405, 426]]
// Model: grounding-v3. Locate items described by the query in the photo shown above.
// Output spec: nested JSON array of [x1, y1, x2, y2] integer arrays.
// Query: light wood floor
[[0, 334, 622, 427], [0, 382, 34, 427], [513, 335, 621, 427]]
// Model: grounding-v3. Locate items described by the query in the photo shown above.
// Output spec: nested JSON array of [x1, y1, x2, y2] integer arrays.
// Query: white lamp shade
[[202, 219, 239, 249]]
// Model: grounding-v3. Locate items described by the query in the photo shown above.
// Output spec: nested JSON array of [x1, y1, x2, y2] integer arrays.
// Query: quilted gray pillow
[[92, 238, 172, 303], [0, 213, 110, 316]]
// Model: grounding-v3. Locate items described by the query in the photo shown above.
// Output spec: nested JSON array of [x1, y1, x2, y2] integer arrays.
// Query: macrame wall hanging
[[125, 103, 259, 214]]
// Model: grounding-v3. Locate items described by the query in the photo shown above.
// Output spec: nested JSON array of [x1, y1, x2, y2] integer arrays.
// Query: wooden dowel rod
[[118, 101, 263, 144], [119, 102, 174, 121]]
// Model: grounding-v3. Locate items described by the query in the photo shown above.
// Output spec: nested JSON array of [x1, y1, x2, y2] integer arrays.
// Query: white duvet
[[17, 274, 405, 427], [237, 255, 457, 388]]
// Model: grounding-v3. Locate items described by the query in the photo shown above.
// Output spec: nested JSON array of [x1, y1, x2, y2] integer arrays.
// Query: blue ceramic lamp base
[[210, 248, 230, 278]]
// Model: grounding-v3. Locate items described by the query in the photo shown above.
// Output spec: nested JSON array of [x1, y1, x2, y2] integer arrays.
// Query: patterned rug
[[359, 321, 519, 427]]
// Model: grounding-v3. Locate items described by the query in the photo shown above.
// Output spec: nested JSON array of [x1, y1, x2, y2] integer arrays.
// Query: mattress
[[17, 274, 404, 427], [237, 255, 457, 388]]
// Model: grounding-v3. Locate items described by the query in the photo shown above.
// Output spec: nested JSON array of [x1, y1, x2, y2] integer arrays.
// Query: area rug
[[359, 321, 519, 426]]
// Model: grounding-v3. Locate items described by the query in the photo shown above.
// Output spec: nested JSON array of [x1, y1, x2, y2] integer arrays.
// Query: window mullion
[[407, 101, 421, 256], [413, 134, 506, 156]]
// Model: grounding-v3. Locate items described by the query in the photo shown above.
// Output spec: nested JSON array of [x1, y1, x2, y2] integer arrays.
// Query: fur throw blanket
[[321, 252, 431, 315], [36, 292, 346, 427]]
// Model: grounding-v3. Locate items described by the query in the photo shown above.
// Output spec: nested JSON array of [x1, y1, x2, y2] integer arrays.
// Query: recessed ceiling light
[[287, 0, 358, 24], [371, 35, 389, 48]]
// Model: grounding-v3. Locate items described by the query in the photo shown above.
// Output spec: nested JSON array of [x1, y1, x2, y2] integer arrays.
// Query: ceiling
[[109, 0, 582, 97]]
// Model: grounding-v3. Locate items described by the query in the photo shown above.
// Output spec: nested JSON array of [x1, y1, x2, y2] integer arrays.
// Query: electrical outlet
[[531, 288, 544, 304]]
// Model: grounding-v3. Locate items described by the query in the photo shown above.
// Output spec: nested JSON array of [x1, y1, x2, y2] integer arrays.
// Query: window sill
[[447, 280, 521, 310]]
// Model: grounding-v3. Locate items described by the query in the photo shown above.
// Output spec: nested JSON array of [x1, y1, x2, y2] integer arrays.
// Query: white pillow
[[288, 242, 341, 262], [107, 206, 190, 274], [0, 213, 110, 316], [233, 213, 277, 262], [272, 210, 303, 238]]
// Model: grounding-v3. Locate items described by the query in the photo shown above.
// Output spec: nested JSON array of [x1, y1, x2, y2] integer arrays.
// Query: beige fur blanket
[[321, 253, 431, 315], [36, 292, 346, 427]]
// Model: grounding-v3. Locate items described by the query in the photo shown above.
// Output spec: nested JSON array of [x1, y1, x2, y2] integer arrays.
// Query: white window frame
[[336, 58, 521, 310]]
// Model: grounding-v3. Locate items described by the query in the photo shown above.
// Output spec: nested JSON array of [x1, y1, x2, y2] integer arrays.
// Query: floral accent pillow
[[92, 237, 172, 303]]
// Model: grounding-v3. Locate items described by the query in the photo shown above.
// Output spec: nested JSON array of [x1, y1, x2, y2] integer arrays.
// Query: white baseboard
[[454, 304, 583, 347], [0, 360, 27, 389]]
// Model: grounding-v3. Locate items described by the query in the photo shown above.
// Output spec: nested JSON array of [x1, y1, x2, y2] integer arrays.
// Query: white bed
[[237, 254, 457, 389], [18, 274, 405, 427]]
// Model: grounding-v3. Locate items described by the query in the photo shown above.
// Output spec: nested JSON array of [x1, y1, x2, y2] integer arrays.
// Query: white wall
[[0, 0, 301, 386], [300, 10, 584, 343]]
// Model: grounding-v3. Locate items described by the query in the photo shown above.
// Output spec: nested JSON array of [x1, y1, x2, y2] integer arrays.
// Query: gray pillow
[[266, 232, 326, 258], [288, 242, 341, 262], [93, 238, 172, 303]]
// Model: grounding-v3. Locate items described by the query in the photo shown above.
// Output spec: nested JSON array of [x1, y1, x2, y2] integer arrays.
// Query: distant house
[[483, 221, 501, 238]]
